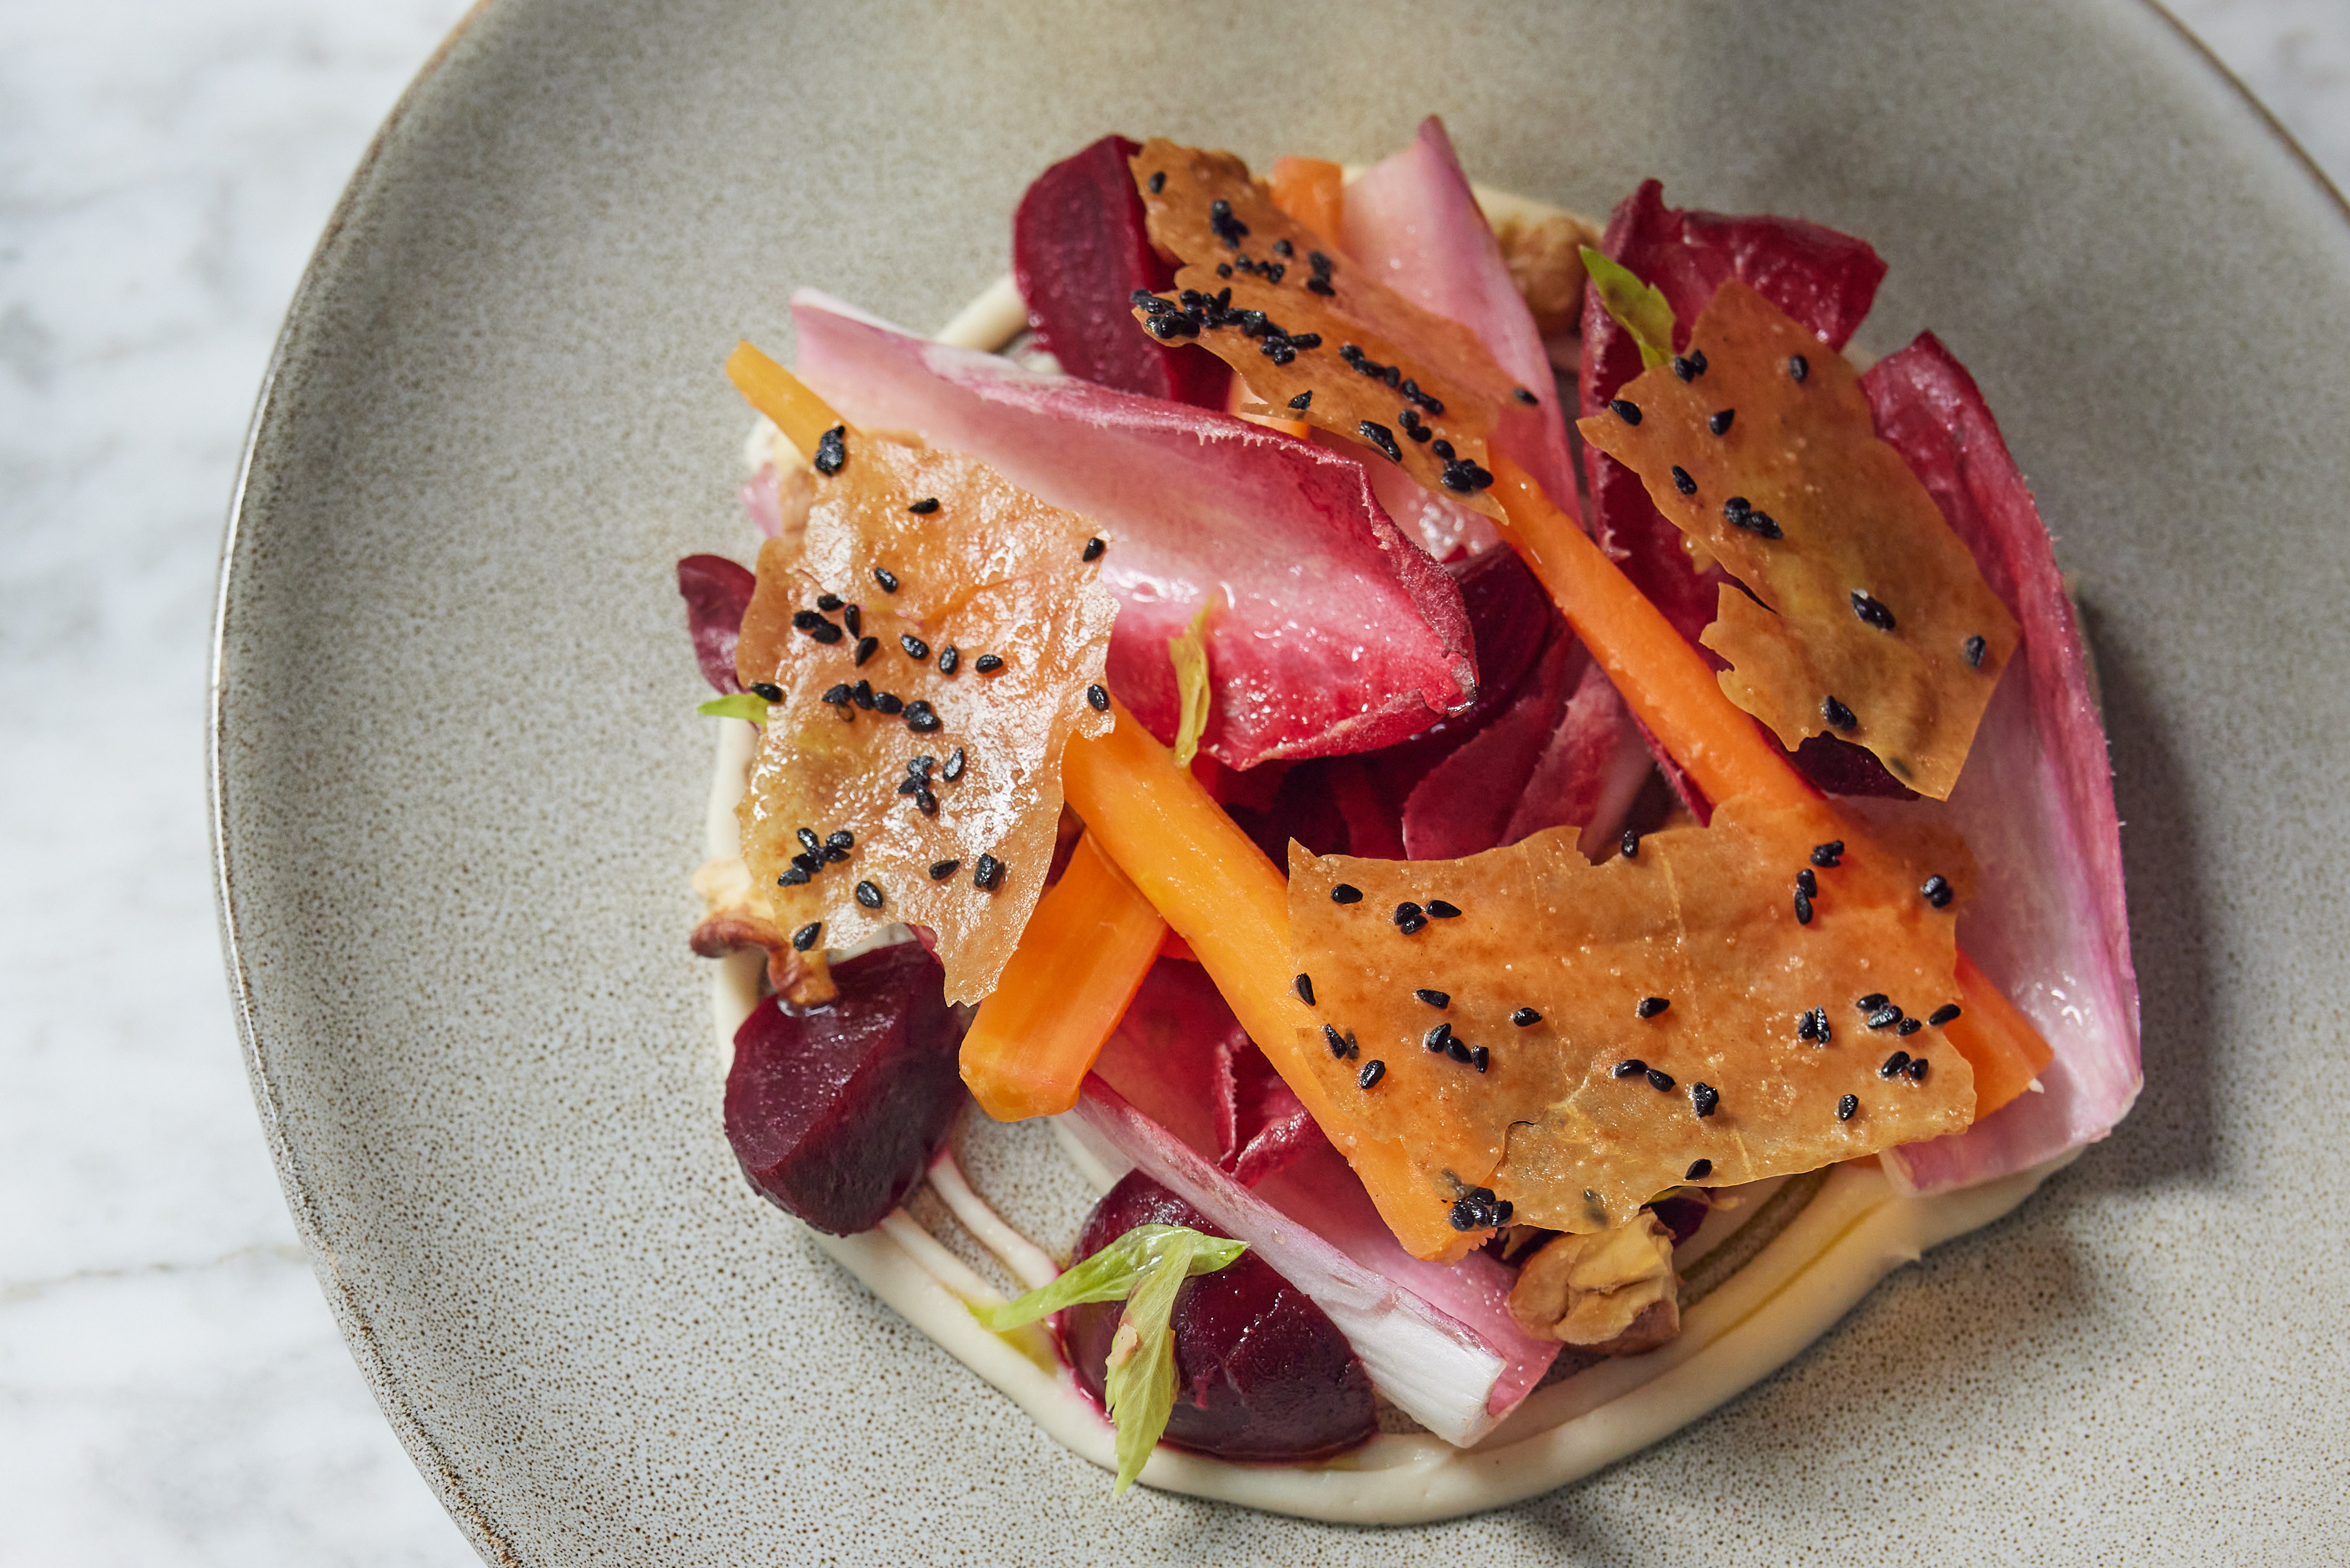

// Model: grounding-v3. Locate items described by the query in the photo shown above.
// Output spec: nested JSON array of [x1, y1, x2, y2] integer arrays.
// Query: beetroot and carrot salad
[[676, 120, 2141, 1489]]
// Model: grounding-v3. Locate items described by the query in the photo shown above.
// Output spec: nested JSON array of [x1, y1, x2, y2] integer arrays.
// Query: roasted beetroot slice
[[1013, 135, 1228, 408], [1059, 1173, 1375, 1463], [678, 554, 756, 696], [724, 942, 967, 1235]]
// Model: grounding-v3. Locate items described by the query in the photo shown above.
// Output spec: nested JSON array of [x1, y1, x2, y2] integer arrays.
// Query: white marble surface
[[0, 2, 2343, 1562]]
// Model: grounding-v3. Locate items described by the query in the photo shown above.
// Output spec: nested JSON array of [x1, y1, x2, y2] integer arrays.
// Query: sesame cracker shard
[[1125, 138, 1518, 517], [734, 425, 1117, 1005], [1580, 281, 2020, 799], [1286, 795, 1977, 1236]]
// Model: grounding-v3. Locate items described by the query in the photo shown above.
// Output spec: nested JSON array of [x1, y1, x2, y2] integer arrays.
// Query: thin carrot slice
[[1268, 156, 1345, 248], [1063, 702, 1479, 1262], [1486, 453, 2050, 1117], [959, 834, 1167, 1121]]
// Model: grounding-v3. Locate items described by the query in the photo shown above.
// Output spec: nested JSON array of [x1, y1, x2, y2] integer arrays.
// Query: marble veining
[[1, 2, 2344, 1563]]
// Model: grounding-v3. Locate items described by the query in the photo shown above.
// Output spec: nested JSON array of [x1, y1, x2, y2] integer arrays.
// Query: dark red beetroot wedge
[[677, 554, 757, 695], [1013, 135, 1229, 408], [724, 942, 967, 1235], [1060, 1173, 1375, 1463]]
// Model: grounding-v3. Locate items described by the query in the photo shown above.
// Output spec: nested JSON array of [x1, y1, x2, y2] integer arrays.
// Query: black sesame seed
[[1964, 634, 1988, 668], [1512, 1007, 1541, 1027], [853, 636, 879, 666], [1324, 1024, 1348, 1058], [1622, 829, 1641, 859], [1921, 874, 1953, 909], [1685, 349, 1708, 376], [1514, 386, 1539, 406], [1645, 1068, 1676, 1093], [1148, 170, 1166, 194], [897, 778, 921, 797], [1850, 591, 1896, 632], [1671, 355, 1701, 382], [1636, 996, 1670, 1019], [1086, 683, 1110, 713], [1796, 868, 1818, 897], [1358, 419, 1402, 463], [843, 604, 862, 637], [1686, 1158, 1713, 1180], [1446, 1037, 1474, 1065], [822, 835, 851, 858], [873, 692, 904, 715], [1906, 1057, 1931, 1082], [1809, 1007, 1833, 1045], [1331, 883, 1363, 905], [1425, 899, 1462, 919], [1880, 1050, 1912, 1078], [1837, 1093, 1858, 1121], [1358, 1059, 1386, 1090], [1424, 1023, 1453, 1053], [791, 921, 822, 951], [749, 681, 785, 703], [972, 854, 1003, 891], [1811, 840, 1845, 868], [1857, 993, 1889, 1012], [1822, 695, 1858, 731], [1691, 1082, 1719, 1117], [796, 827, 822, 854], [1867, 1004, 1905, 1030], [1708, 409, 1734, 435], [1614, 1059, 1648, 1079], [790, 851, 818, 874], [776, 867, 810, 887], [942, 747, 965, 782], [1788, 354, 1809, 383], [1306, 276, 1335, 296], [1897, 1017, 1923, 1037], [816, 593, 844, 611], [850, 680, 875, 710], [936, 646, 959, 675], [974, 654, 1004, 674], [1670, 464, 1697, 497], [1294, 973, 1316, 1007], [1288, 391, 1313, 411], [1794, 890, 1814, 925], [913, 789, 938, 818], [813, 425, 847, 476], [1415, 989, 1450, 1009], [790, 609, 823, 632], [873, 567, 900, 594], [1395, 912, 1427, 935], [906, 755, 935, 776], [1928, 1003, 1962, 1027], [1609, 397, 1642, 425], [854, 880, 884, 910], [1274, 239, 1294, 258], [1472, 1046, 1490, 1073], [908, 497, 939, 515], [1083, 536, 1106, 562], [927, 859, 959, 881], [1393, 901, 1424, 928], [1797, 1010, 1820, 1040]]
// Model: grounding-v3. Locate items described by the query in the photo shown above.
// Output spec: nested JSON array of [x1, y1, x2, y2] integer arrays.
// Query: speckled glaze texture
[[214, 0, 2350, 1560]]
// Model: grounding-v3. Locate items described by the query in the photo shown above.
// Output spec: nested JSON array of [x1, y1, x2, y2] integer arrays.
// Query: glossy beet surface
[[1060, 1174, 1376, 1463], [724, 943, 966, 1235], [1013, 135, 1228, 408]]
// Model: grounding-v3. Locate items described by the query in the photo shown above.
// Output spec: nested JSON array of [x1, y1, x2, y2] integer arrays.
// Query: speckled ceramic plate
[[214, 1, 2350, 1560]]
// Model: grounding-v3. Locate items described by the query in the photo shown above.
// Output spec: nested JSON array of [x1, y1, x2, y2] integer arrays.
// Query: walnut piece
[[1492, 211, 1603, 338], [1506, 1209, 1682, 1355], [689, 854, 836, 1005]]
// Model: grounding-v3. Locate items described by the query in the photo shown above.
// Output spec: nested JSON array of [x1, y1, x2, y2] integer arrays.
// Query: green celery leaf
[[1167, 595, 1218, 769], [1580, 246, 1675, 370], [1104, 1233, 1196, 1494], [697, 692, 773, 722], [969, 1223, 1244, 1333]]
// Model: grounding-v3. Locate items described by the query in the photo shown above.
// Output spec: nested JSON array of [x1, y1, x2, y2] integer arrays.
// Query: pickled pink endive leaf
[[791, 292, 1475, 770], [1861, 334, 2141, 1191], [1342, 116, 1577, 513]]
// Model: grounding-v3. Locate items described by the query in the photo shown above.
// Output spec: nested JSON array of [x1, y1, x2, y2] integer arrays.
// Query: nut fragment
[[1492, 210, 1603, 337], [689, 854, 837, 1005], [1505, 1209, 1681, 1355]]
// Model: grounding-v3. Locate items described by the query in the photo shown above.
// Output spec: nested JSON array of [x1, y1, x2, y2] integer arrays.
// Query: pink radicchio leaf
[[676, 554, 756, 695], [1860, 333, 2141, 1192], [790, 291, 1476, 770], [738, 463, 785, 539], [1578, 181, 1893, 814], [1342, 116, 1578, 515], [1501, 656, 1656, 861], [1212, 1036, 1319, 1189], [1072, 1075, 1522, 1447]]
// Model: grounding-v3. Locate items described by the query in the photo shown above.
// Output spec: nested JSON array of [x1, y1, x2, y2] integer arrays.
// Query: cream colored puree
[[705, 262, 2066, 1523]]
